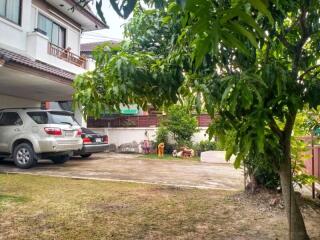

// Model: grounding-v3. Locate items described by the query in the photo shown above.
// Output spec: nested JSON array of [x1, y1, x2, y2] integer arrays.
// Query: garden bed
[[140, 153, 200, 161]]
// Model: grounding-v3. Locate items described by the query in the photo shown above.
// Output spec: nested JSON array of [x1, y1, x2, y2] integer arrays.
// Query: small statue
[[173, 147, 194, 158], [158, 142, 165, 157], [143, 140, 150, 154], [143, 130, 150, 154], [172, 149, 177, 157]]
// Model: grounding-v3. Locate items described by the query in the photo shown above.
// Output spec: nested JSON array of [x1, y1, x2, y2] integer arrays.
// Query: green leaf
[[162, 16, 171, 24], [256, 125, 265, 153], [192, 34, 211, 68], [195, 92, 202, 114], [110, 0, 137, 19], [220, 7, 242, 24], [221, 84, 234, 104], [96, 0, 108, 25], [241, 86, 253, 109], [248, 0, 274, 25], [210, 25, 220, 55], [237, 11, 264, 37], [225, 147, 234, 161], [229, 22, 258, 48], [221, 30, 250, 56], [233, 154, 242, 168]]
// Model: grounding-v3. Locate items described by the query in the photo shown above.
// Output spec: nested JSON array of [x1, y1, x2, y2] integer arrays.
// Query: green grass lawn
[[140, 153, 200, 161], [0, 173, 319, 240]]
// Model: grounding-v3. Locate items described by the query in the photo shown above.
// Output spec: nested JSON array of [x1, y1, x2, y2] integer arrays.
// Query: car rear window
[[49, 112, 78, 126], [82, 128, 96, 134], [27, 111, 79, 126], [27, 112, 48, 124]]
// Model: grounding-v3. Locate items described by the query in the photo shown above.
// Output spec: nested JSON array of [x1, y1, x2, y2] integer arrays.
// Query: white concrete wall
[[0, 94, 40, 108], [0, 0, 32, 52], [90, 127, 209, 147]]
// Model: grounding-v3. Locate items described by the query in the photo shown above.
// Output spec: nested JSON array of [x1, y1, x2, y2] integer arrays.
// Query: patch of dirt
[[229, 188, 320, 214], [228, 189, 286, 213]]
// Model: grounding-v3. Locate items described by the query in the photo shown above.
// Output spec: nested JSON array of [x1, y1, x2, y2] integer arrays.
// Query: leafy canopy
[[74, 1, 320, 237]]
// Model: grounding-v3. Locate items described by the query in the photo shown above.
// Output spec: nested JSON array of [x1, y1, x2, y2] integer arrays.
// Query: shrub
[[198, 140, 217, 152], [155, 125, 175, 154], [163, 105, 198, 146], [163, 143, 176, 154], [155, 125, 169, 145]]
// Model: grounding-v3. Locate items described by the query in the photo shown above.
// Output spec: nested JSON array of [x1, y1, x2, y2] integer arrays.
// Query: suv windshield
[[27, 111, 79, 126]]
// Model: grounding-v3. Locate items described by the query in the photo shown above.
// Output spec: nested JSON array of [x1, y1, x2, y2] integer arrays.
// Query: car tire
[[80, 154, 92, 158], [13, 143, 36, 169], [50, 155, 69, 164]]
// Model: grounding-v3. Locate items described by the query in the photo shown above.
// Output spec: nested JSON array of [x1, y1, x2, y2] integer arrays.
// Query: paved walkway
[[0, 153, 243, 190]]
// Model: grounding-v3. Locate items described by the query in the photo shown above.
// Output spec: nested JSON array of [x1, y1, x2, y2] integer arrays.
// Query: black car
[[74, 127, 109, 158]]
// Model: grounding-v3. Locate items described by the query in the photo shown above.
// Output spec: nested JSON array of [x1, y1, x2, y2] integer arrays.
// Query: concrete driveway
[[0, 153, 243, 190]]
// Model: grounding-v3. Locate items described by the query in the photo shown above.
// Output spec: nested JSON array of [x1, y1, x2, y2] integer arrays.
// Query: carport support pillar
[[74, 106, 87, 128]]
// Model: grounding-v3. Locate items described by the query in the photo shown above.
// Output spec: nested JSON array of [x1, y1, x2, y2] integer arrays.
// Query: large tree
[[74, 1, 320, 239]]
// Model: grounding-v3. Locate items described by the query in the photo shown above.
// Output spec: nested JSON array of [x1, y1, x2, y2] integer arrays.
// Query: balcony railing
[[48, 42, 86, 69]]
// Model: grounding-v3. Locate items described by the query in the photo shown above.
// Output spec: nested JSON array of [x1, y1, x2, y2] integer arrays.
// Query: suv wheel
[[50, 155, 69, 164], [13, 143, 36, 169], [80, 154, 92, 158]]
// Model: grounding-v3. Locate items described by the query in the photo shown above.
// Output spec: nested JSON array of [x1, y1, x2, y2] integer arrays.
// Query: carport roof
[[0, 48, 75, 81]]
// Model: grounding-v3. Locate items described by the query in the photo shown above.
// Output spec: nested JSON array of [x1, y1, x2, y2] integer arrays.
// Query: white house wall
[[90, 127, 209, 148], [0, 0, 32, 52]]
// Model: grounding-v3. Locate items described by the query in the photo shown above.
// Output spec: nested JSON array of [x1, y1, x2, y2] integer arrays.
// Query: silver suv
[[0, 108, 83, 168]]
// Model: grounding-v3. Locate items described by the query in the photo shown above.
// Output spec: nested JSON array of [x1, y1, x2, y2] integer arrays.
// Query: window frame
[[0, 0, 22, 26], [37, 13, 66, 49]]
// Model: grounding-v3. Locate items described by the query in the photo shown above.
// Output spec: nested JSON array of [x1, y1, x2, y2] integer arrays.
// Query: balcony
[[26, 31, 94, 74], [47, 43, 86, 69]]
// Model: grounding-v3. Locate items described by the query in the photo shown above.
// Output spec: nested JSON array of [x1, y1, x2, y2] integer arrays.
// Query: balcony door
[[37, 13, 66, 49]]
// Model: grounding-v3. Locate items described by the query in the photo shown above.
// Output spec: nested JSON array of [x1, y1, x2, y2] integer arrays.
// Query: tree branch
[[292, 5, 311, 80], [298, 64, 320, 80], [277, 33, 293, 50], [284, 111, 297, 136], [269, 117, 283, 138]]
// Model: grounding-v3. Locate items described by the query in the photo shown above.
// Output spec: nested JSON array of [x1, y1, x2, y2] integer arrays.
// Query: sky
[[81, 1, 131, 44]]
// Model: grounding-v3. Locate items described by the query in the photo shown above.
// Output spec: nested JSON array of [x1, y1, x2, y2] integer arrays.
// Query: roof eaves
[[66, 0, 109, 30]]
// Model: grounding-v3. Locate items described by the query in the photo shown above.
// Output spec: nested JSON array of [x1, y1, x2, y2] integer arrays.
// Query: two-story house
[[0, 0, 107, 125]]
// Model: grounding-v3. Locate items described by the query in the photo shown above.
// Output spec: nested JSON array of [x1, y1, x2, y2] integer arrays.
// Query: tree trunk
[[279, 132, 310, 240]]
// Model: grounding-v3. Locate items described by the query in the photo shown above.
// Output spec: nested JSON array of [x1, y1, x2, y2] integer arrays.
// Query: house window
[[37, 13, 66, 48], [0, 0, 22, 25]]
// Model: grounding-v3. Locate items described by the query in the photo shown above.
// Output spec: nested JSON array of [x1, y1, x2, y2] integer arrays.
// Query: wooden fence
[[88, 114, 212, 128]]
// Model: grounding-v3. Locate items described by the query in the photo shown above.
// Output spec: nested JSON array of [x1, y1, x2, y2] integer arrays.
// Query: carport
[[0, 48, 75, 108]]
